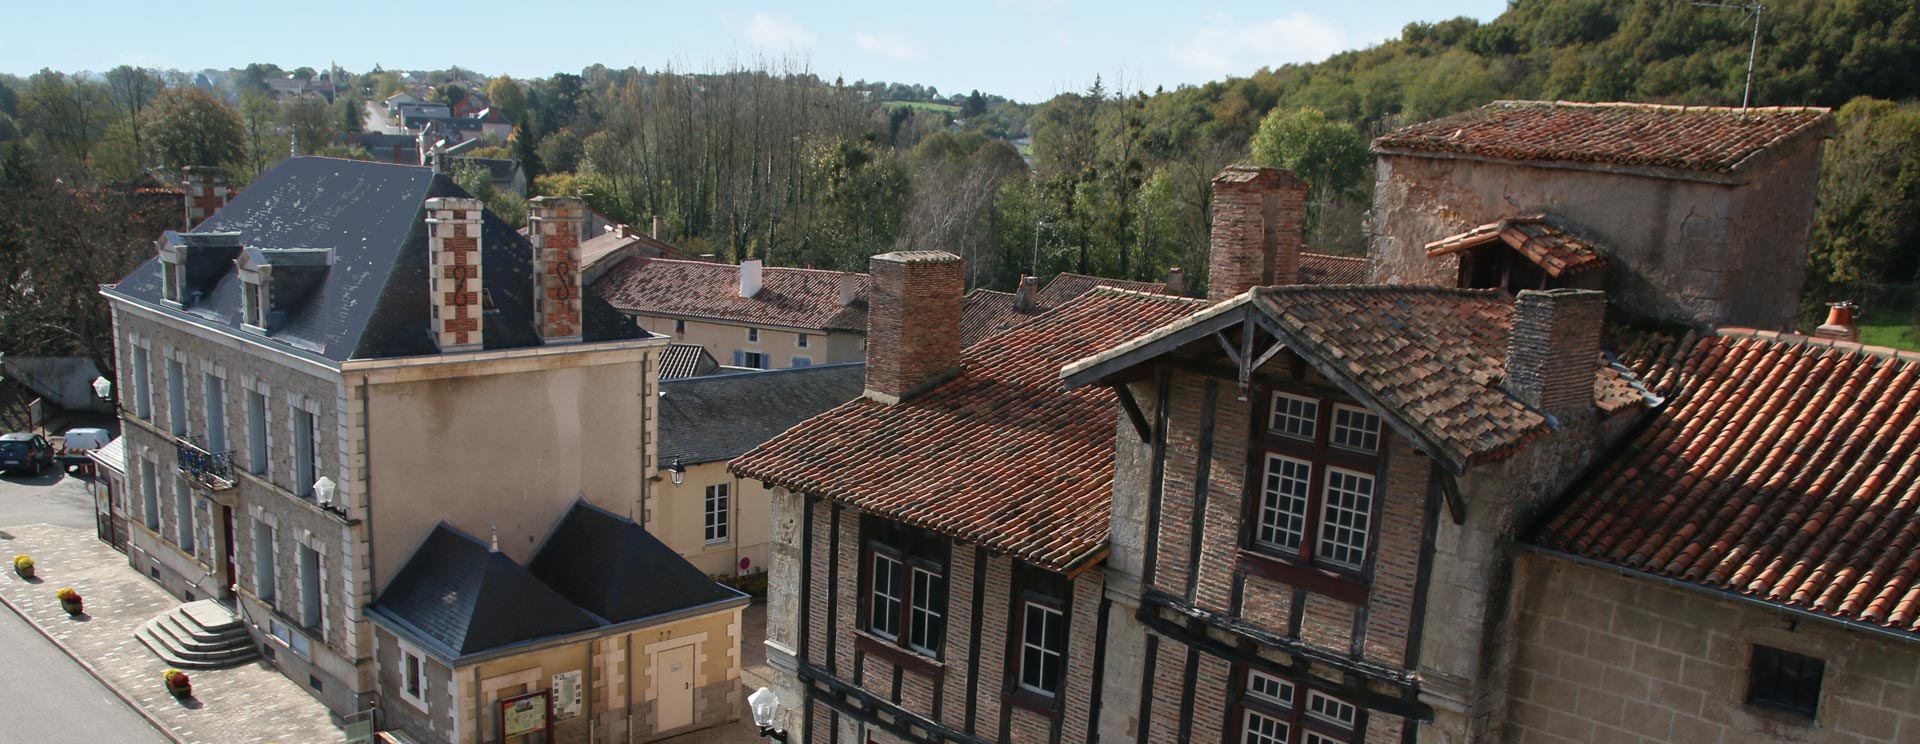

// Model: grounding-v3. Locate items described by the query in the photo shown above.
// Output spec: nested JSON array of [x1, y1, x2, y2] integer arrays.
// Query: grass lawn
[[885, 101, 959, 113], [1856, 305, 1920, 350]]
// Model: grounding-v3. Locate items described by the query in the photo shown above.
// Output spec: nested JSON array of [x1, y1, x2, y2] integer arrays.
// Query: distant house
[[384, 91, 419, 114], [591, 258, 869, 370], [473, 107, 514, 140], [447, 156, 526, 196], [581, 222, 700, 284]]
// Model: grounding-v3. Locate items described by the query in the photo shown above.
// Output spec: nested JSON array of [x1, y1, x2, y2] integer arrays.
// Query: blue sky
[[3, 1, 1508, 102]]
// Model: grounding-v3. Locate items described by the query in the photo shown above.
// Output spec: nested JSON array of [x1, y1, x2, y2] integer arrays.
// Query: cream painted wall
[[632, 314, 863, 369], [652, 462, 772, 577], [360, 346, 658, 592]]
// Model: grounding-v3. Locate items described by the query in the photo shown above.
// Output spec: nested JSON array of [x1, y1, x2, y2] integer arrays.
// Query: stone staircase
[[136, 599, 259, 669]]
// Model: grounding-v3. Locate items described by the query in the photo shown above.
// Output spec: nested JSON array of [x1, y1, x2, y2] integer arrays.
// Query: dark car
[[0, 433, 55, 475]]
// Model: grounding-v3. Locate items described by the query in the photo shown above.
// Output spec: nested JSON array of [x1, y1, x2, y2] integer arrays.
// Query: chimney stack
[[1014, 275, 1039, 311], [1814, 301, 1860, 342], [529, 196, 585, 345], [181, 166, 228, 230], [838, 272, 861, 307], [652, 215, 664, 240], [425, 197, 486, 352], [1208, 165, 1307, 301], [739, 259, 764, 298], [865, 251, 964, 404], [1165, 267, 1185, 295], [1504, 289, 1606, 425]]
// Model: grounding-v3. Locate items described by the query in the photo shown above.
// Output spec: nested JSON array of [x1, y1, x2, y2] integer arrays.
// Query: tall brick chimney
[[1208, 165, 1307, 301], [530, 196, 585, 345], [425, 197, 485, 352], [181, 166, 229, 230], [1165, 267, 1185, 295], [1504, 288, 1606, 425], [865, 251, 964, 404]]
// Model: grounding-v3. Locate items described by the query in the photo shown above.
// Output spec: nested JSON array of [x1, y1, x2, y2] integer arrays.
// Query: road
[[0, 468, 171, 744], [363, 100, 405, 135]]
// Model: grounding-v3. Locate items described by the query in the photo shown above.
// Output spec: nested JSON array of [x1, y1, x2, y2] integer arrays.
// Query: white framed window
[[869, 552, 903, 640], [908, 567, 944, 655], [399, 640, 430, 710], [292, 404, 317, 497], [247, 389, 269, 475], [1316, 468, 1376, 570], [161, 260, 183, 303], [1248, 671, 1295, 707], [1019, 601, 1066, 696], [166, 358, 187, 436], [1307, 690, 1358, 729], [1330, 404, 1381, 452], [1256, 455, 1312, 553], [269, 618, 311, 659], [1269, 392, 1318, 439], [746, 327, 760, 343], [252, 519, 276, 604], [242, 279, 265, 329], [796, 333, 809, 348], [204, 371, 227, 453], [131, 343, 153, 419], [738, 351, 767, 369], [1243, 709, 1290, 744], [703, 483, 730, 544]]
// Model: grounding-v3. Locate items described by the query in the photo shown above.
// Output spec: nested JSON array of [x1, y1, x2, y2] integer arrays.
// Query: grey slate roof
[[658, 362, 866, 467], [369, 524, 602, 661], [660, 343, 719, 380], [102, 156, 643, 366], [527, 502, 747, 622]]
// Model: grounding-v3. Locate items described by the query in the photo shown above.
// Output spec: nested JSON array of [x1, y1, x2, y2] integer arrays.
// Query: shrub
[[13, 555, 31, 570], [55, 587, 79, 602], [164, 669, 190, 686]]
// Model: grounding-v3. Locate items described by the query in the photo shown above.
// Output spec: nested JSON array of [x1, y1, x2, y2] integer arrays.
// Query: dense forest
[[4, 0, 1920, 369]]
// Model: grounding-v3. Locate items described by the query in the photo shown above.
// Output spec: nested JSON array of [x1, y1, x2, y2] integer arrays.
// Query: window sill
[[1236, 550, 1368, 604], [853, 630, 944, 679], [1003, 687, 1062, 721]]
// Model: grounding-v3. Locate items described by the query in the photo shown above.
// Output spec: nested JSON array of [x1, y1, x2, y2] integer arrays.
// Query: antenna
[[1693, 1, 1765, 109]]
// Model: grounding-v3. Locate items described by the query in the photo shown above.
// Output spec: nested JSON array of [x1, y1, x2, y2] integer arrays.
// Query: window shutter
[[733, 350, 745, 366]]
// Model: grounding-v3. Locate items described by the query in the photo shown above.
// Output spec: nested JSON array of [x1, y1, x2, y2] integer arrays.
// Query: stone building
[[1369, 100, 1833, 330], [592, 257, 871, 370], [99, 157, 687, 726]]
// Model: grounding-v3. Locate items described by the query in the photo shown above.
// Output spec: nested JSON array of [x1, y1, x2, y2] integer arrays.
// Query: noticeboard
[[499, 689, 551, 739]]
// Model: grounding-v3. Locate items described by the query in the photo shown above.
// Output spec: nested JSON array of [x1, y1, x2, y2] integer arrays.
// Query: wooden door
[[656, 644, 695, 732]]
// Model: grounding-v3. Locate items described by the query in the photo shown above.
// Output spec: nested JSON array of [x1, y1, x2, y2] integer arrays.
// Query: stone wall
[[1507, 552, 1920, 744]]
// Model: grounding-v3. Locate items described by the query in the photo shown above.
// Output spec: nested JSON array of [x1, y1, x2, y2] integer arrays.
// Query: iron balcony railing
[[176, 436, 235, 491]]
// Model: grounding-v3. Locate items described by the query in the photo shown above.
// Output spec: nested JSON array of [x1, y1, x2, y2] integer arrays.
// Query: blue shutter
[[792, 357, 812, 368], [733, 350, 745, 366]]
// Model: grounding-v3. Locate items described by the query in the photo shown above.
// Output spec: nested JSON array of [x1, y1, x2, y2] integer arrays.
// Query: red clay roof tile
[[1425, 215, 1608, 277], [591, 257, 869, 332]]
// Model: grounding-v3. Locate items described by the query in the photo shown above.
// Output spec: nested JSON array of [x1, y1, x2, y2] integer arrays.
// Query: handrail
[[175, 437, 236, 491]]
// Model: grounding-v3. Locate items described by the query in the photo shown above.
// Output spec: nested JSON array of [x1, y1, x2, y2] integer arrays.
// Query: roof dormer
[[156, 231, 243, 307], [234, 246, 334, 333]]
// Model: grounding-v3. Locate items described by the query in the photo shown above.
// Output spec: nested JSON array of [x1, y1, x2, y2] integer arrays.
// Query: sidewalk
[[0, 522, 344, 744]]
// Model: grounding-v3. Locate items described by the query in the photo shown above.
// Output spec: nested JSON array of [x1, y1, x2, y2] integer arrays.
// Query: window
[[174, 478, 194, 554], [161, 260, 183, 303], [242, 280, 264, 328], [869, 552, 903, 640], [673, 319, 686, 334], [400, 642, 429, 710], [166, 359, 187, 436], [737, 351, 767, 369], [204, 373, 227, 453], [132, 345, 152, 419], [797, 333, 809, 348], [293, 406, 316, 497], [247, 391, 269, 475], [908, 567, 945, 655], [746, 327, 760, 343], [1234, 670, 1358, 744], [1019, 601, 1066, 696], [298, 545, 322, 630], [253, 520, 276, 604], [862, 518, 949, 659], [791, 357, 812, 368], [704, 483, 730, 543], [1248, 389, 1384, 577], [141, 458, 160, 531], [1748, 645, 1823, 718]]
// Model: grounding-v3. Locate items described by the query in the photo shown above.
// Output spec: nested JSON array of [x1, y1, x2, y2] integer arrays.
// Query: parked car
[[0, 433, 55, 475]]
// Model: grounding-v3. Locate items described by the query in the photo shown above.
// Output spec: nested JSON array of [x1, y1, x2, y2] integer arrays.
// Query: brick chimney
[[529, 196, 585, 345], [1165, 267, 1185, 295], [425, 197, 486, 352], [1814, 301, 1860, 342], [1013, 275, 1039, 311], [181, 166, 228, 230], [740, 259, 764, 298], [865, 251, 964, 404], [1208, 165, 1307, 301], [1504, 289, 1606, 424]]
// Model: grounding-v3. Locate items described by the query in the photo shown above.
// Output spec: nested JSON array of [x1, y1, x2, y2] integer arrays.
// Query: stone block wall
[[1508, 552, 1920, 744]]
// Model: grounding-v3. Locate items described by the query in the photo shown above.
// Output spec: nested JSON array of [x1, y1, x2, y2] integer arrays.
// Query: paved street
[[0, 596, 170, 743], [0, 465, 99, 530]]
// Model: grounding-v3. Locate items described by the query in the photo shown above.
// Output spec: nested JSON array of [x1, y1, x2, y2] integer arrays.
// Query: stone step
[[152, 614, 251, 652], [135, 624, 258, 670], [176, 599, 244, 635]]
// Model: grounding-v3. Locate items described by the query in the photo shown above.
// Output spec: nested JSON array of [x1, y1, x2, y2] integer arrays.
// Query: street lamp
[[748, 687, 787, 741], [91, 376, 112, 400], [669, 457, 685, 486], [314, 476, 337, 507]]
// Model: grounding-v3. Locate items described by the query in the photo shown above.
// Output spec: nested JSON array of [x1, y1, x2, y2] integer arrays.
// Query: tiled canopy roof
[[659, 342, 719, 380], [1537, 330, 1920, 636], [731, 288, 1207, 574], [1374, 100, 1833, 176], [1064, 286, 1647, 472], [592, 257, 869, 332], [1299, 252, 1370, 284], [1425, 216, 1608, 277], [959, 289, 1030, 348]]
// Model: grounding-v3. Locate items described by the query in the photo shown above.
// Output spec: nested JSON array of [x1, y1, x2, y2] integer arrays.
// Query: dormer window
[[1424, 215, 1607, 294], [161, 260, 185, 304], [242, 279, 265, 328]]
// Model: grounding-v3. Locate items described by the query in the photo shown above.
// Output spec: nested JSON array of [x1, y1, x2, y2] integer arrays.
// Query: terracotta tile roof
[[1538, 330, 1920, 635], [1425, 215, 1608, 277], [1034, 273, 1170, 308], [731, 288, 1208, 573], [591, 257, 869, 332], [580, 229, 695, 270], [1065, 286, 1648, 472], [1374, 100, 1833, 177], [1299, 252, 1370, 284], [959, 289, 1039, 348]]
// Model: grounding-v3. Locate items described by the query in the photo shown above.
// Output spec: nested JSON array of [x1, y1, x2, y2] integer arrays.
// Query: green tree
[[105, 66, 164, 168], [18, 69, 111, 171], [1809, 97, 1920, 290], [536, 129, 583, 174], [434, 84, 468, 108], [487, 76, 527, 124], [284, 96, 335, 154], [142, 87, 247, 169], [1246, 107, 1370, 240]]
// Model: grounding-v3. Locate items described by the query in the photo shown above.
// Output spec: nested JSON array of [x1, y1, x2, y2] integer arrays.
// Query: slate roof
[[1426, 215, 1608, 277], [369, 524, 602, 660], [660, 363, 866, 467], [1063, 286, 1648, 473], [660, 343, 720, 380], [593, 258, 869, 332], [732, 289, 1207, 573], [1536, 330, 1920, 636], [1374, 100, 1834, 177], [528, 502, 747, 623]]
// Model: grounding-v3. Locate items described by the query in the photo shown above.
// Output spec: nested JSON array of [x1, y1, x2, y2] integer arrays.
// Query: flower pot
[[14, 565, 31, 580], [168, 682, 191, 699], [60, 597, 82, 615]]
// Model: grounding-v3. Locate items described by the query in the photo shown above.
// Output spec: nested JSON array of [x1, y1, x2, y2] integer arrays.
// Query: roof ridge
[[641, 256, 870, 277], [1712, 327, 1920, 364], [1488, 99, 1833, 115], [660, 361, 865, 386], [1258, 284, 1508, 300]]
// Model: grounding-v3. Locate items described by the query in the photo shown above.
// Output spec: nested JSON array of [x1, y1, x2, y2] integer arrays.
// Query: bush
[[713, 571, 768, 600], [164, 669, 189, 686], [13, 554, 31, 571], [55, 587, 79, 602]]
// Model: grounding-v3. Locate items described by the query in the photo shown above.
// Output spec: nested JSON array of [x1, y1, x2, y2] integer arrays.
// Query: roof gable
[[527, 502, 745, 623], [370, 524, 602, 659], [1425, 215, 1608, 278]]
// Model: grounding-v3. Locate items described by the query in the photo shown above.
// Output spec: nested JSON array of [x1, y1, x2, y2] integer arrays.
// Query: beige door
[[656, 644, 695, 732]]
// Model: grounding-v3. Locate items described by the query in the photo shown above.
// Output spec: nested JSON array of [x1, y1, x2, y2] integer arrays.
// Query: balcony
[[177, 437, 235, 491]]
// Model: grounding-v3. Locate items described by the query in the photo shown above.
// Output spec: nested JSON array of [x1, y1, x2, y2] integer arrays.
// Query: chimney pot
[[1165, 267, 1185, 295], [1208, 165, 1307, 301], [180, 166, 229, 230], [529, 196, 586, 345], [1815, 300, 1860, 342], [740, 259, 764, 298], [1504, 288, 1606, 425], [865, 251, 965, 404], [1014, 275, 1039, 311], [652, 215, 664, 240]]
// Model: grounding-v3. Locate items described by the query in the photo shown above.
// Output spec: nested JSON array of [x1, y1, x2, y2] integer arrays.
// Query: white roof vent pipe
[[740, 258, 763, 298]]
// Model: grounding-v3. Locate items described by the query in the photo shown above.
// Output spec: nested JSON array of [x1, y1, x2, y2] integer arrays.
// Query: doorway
[[656, 644, 694, 732], [221, 505, 237, 599]]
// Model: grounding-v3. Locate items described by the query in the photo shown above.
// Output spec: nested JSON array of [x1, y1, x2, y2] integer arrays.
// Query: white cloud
[[745, 12, 816, 51], [853, 31, 927, 62], [1169, 13, 1348, 76]]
